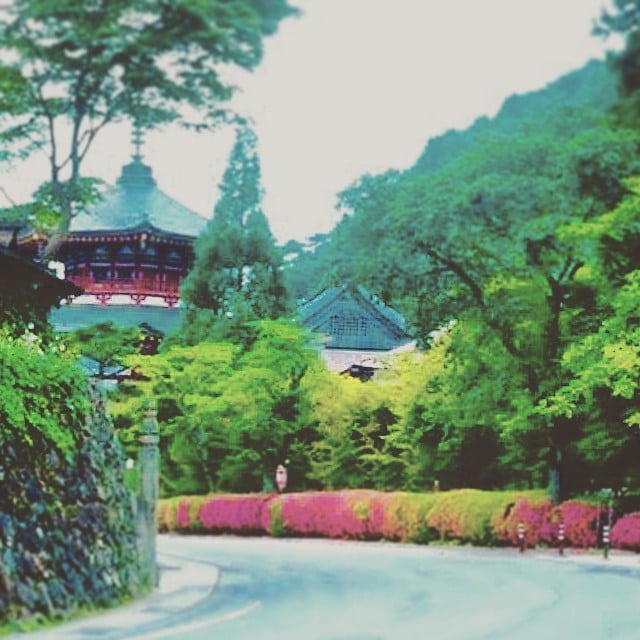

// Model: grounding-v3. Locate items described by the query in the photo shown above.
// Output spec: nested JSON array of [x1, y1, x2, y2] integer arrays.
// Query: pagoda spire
[[132, 124, 145, 161]]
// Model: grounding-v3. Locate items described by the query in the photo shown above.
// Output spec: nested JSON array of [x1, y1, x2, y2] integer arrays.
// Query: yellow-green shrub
[[427, 489, 545, 544]]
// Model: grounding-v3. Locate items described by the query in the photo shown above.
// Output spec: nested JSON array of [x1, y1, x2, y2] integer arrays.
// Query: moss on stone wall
[[0, 335, 143, 625]]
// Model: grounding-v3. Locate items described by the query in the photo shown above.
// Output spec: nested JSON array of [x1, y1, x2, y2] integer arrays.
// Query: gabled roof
[[299, 284, 413, 351], [69, 157, 208, 238]]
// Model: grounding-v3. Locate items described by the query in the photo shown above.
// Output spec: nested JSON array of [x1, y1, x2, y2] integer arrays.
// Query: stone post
[[138, 400, 160, 588]]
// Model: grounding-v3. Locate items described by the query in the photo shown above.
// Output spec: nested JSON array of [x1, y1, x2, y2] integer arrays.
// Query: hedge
[[157, 488, 629, 551], [612, 512, 640, 551]]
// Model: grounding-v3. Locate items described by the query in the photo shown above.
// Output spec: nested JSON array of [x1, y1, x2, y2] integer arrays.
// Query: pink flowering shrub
[[198, 494, 274, 534], [491, 496, 552, 547], [176, 499, 191, 529], [612, 512, 640, 551], [547, 501, 600, 548], [158, 490, 620, 552], [491, 497, 599, 548], [278, 491, 372, 539]]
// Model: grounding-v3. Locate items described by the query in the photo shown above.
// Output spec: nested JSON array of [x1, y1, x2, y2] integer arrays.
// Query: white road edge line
[[131, 601, 262, 640]]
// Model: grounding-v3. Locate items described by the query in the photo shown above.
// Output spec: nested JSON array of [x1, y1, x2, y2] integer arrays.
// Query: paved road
[[24, 535, 640, 640], [150, 536, 640, 640]]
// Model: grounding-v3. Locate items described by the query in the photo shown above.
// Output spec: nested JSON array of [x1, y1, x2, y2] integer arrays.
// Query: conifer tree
[[182, 126, 291, 325]]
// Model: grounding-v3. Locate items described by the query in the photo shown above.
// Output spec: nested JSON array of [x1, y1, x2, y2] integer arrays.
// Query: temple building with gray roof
[[48, 152, 208, 332]]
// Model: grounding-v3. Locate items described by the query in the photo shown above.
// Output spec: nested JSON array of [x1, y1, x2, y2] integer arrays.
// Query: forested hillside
[[282, 55, 640, 501], [109, 25, 639, 503], [412, 60, 617, 176], [285, 58, 624, 309]]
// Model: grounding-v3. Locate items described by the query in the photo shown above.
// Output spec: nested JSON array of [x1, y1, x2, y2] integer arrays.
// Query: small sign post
[[275, 464, 288, 493]]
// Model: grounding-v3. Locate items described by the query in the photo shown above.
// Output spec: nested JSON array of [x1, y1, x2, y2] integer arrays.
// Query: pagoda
[[49, 140, 207, 333]]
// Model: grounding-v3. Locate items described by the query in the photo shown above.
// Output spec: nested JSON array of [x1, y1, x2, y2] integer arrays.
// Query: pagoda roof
[[69, 157, 208, 238]]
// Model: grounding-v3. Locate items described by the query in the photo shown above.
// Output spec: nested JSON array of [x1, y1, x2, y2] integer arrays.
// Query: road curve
[[145, 535, 640, 640]]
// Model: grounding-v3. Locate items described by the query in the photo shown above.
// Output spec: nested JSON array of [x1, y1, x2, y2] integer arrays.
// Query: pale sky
[[1, 0, 618, 243]]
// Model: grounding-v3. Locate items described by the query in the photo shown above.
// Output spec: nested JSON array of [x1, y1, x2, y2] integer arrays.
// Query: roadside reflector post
[[557, 522, 565, 556], [602, 524, 611, 560], [517, 522, 526, 553]]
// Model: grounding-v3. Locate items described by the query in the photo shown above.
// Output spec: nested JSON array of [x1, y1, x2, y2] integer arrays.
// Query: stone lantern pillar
[[138, 400, 160, 588]]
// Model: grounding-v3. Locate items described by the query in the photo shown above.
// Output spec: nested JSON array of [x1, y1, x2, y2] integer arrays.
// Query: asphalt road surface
[[133, 535, 640, 640]]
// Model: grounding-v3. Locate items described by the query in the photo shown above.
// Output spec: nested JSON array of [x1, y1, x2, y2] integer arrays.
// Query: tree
[[68, 321, 140, 378], [595, 1, 640, 96], [111, 320, 320, 495], [0, 0, 296, 248], [298, 98, 640, 500], [181, 125, 291, 327]]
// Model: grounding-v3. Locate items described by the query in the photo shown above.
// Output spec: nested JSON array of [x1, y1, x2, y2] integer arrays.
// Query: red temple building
[[47, 153, 208, 333]]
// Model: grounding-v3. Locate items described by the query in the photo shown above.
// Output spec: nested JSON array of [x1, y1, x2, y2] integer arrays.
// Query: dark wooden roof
[[0, 248, 82, 325]]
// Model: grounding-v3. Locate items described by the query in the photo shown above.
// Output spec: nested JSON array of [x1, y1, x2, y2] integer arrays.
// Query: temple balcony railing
[[67, 275, 181, 298]]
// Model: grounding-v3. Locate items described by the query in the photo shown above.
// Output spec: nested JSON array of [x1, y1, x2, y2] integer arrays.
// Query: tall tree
[[0, 0, 296, 248], [181, 125, 291, 327], [595, 1, 640, 93]]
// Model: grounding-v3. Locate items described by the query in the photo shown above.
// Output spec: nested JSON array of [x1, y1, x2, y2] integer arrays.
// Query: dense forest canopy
[[109, 52, 640, 501], [74, 11, 640, 501], [275, 54, 640, 501]]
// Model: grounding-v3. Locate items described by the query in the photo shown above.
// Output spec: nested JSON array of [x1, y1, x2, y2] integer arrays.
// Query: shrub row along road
[[126, 536, 640, 639]]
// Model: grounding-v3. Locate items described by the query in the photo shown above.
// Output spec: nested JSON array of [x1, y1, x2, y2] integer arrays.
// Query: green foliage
[[182, 126, 292, 324], [306, 366, 408, 490], [283, 58, 640, 499], [0, 0, 295, 244], [111, 320, 320, 496], [0, 357, 140, 626], [0, 328, 89, 456], [66, 322, 141, 377], [116, 56, 640, 501], [595, 1, 640, 102]]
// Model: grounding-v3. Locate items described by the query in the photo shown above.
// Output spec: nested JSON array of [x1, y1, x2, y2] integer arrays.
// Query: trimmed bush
[[427, 489, 540, 545], [198, 495, 272, 534], [492, 495, 552, 547], [612, 512, 640, 551], [158, 488, 631, 553], [157, 497, 179, 532], [368, 492, 439, 543], [546, 501, 600, 548], [278, 491, 372, 539]]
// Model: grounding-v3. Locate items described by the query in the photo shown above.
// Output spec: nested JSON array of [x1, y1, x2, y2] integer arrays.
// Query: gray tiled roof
[[69, 158, 208, 238], [298, 284, 412, 351]]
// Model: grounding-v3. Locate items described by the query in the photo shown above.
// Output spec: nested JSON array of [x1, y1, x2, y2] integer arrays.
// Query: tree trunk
[[549, 442, 563, 503]]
